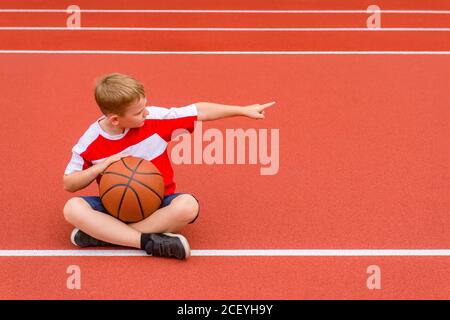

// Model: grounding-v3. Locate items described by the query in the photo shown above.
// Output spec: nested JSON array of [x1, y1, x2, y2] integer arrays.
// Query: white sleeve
[[146, 104, 198, 120], [64, 125, 100, 175], [64, 150, 85, 175]]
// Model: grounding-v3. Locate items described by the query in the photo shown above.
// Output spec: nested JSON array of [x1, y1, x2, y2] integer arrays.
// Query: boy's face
[[108, 96, 149, 129]]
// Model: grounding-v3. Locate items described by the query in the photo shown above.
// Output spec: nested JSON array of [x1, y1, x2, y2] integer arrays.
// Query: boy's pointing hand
[[243, 101, 275, 120]]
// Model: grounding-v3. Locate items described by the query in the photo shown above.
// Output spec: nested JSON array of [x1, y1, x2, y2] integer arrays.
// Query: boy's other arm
[[63, 165, 104, 193], [63, 152, 129, 193], [195, 101, 275, 121]]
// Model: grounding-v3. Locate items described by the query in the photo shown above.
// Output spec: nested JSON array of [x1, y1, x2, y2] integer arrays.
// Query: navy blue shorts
[[78, 193, 200, 224]]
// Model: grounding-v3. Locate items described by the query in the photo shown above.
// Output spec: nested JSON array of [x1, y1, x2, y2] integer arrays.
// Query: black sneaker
[[70, 228, 114, 248], [144, 233, 190, 260]]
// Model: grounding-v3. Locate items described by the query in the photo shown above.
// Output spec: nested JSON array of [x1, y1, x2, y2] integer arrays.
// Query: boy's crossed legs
[[63, 193, 199, 259]]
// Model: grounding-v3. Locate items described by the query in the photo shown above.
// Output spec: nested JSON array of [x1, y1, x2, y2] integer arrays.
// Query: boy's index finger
[[261, 101, 276, 109]]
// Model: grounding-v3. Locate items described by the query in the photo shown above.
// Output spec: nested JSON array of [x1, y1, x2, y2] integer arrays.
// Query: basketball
[[99, 156, 165, 223]]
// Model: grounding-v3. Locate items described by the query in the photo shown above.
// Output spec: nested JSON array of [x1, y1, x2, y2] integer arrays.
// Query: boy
[[63, 73, 274, 260]]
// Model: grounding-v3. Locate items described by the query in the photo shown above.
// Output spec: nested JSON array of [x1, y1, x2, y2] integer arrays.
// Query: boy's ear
[[108, 114, 120, 126]]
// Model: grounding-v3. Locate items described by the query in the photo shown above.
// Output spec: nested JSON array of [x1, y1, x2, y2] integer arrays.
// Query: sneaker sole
[[70, 228, 80, 247], [163, 233, 191, 259]]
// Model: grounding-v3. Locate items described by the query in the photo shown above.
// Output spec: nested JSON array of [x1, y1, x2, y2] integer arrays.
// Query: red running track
[[1, 0, 450, 10], [1, 30, 449, 51], [1, 12, 449, 28], [0, 53, 449, 299], [0, 0, 449, 299], [0, 0, 449, 51]]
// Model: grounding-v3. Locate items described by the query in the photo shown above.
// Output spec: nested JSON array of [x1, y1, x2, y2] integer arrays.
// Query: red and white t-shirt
[[64, 104, 198, 195]]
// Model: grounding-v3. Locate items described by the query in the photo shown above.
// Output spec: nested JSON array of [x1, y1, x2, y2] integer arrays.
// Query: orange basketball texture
[[99, 157, 165, 223]]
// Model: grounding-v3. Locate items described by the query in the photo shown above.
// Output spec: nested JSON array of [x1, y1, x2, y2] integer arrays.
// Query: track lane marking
[[1, 249, 450, 256], [0, 50, 450, 54]]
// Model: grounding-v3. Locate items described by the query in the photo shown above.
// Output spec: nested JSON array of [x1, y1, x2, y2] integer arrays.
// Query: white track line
[[1, 249, 450, 257], [1, 27, 449, 31], [1, 9, 450, 14], [0, 50, 450, 55]]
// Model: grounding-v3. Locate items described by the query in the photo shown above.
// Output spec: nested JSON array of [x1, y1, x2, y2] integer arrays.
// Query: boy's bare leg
[[64, 197, 141, 248], [128, 194, 199, 234], [63, 194, 199, 247]]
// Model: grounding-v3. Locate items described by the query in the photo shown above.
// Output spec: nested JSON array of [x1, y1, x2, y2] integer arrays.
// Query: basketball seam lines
[[102, 171, 164, 202], [101, 159, 165, 222], [129, 171, 162, 175], [118, 158, 163, 175], [124, 185, 145, 221], [117, 159, 145, 221], [101, 182, 163, 222], [101, 183, 129, 201], [120, 158, 135, 173], [103, 171, 162, 178], [100, 184, 144, 221]]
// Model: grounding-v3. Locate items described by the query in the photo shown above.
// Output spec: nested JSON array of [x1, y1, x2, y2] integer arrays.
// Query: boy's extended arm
[[195, 101, 275, 121]]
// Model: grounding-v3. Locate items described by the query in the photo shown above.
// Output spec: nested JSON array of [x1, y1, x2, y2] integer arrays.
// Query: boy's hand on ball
[[243, 101, 275, 120], [97, 152, 129, 174]]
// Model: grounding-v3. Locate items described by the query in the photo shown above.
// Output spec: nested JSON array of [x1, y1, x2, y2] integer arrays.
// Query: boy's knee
[[63, 197, 88, 223], [171, 194, 199, 223]]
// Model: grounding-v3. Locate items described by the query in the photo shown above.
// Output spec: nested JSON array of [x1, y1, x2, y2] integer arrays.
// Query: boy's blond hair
[[94, 73, 146, 116]]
